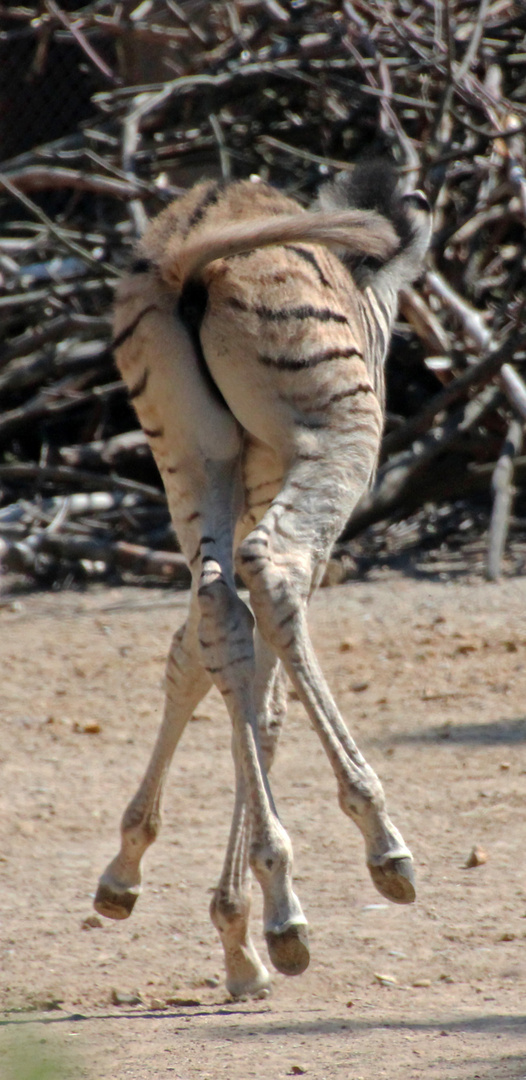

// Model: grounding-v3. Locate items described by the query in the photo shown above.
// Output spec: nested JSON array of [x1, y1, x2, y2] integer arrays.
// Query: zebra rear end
[[95, 164, 431, 998]]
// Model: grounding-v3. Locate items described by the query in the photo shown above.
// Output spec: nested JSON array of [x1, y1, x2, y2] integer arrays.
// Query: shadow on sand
[[389, 716, 526, 746]]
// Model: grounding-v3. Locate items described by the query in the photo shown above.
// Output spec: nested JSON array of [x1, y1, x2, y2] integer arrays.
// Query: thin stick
[[209, 114, 232, 181], [0, 533, 190, 582], [0, 175, 122, 277], [45, 0, 120, 84], [122, 100, 149, 237], [426, 271, 526, 418], [2, 166, 147, 200]]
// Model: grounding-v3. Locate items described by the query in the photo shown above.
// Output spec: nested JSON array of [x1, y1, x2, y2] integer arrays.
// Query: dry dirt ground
[[1, 566, 526, 1079]]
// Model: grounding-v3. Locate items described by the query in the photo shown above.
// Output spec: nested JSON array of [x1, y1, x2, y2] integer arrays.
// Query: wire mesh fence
[[0, 3, 112, 162]]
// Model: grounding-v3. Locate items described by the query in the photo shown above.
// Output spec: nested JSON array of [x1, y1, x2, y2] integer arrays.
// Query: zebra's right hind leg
[[210, 637, 288, 998], [237, 447, 415, 908]]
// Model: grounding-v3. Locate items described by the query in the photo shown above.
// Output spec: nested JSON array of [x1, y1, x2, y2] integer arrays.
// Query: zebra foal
[[95, 163, 431, 998]]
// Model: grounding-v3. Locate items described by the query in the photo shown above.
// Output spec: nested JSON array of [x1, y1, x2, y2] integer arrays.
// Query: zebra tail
[[156, 209, 400, 295]]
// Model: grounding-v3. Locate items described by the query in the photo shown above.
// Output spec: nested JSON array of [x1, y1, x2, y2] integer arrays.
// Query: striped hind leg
[[236, 443, 415, 906], [210, 637, 288, 997], [194, 459, 309, 981], [94, 590, 211, 919]]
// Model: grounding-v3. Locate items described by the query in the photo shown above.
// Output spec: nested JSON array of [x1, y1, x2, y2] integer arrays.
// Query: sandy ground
[[1, 567, 525, 1079]]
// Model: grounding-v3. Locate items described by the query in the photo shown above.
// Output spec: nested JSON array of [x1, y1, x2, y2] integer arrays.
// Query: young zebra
[[95, 163, 431, 998]]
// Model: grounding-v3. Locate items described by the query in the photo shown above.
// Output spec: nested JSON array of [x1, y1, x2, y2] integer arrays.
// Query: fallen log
[[0, 533, 190, 583]]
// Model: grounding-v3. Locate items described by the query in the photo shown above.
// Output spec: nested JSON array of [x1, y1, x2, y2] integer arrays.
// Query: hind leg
[[210, 636, 288, 997], [97, 271, 238, 922], [95, 587, 211, 919], [193, 457, 309, 981], [237, 439, 415, 906]]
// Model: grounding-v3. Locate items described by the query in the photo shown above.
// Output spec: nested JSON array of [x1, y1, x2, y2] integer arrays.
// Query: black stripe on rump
[[245, 476, 283, 494], [257, 346, 362, 371], [243, 531, 270, 544], [187, 181, 224, 231], [111, 303, 158, 352], [325, 384, 374, 404], [227, 296, 348, 325], [294, 416, 325, 430], [285, 245, 332, 288], [303, 384, 375, 410], [283, 383, 374, 411], [129, 368, 149, 400]]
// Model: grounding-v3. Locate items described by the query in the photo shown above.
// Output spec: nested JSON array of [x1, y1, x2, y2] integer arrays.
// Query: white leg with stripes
[[95, 593, 211, 919], [237, 446, 415, 905], [196, 459, 309, 979], [210, 636, 288, 997]]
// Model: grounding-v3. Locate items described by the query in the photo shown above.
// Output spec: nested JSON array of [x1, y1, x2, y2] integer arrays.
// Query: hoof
[[368, 856, 416, 905], [94, 879, 139, 920], [228, 978, 272, 1002], [265, 924, 310, 976], [223, 946, 272, 1001]]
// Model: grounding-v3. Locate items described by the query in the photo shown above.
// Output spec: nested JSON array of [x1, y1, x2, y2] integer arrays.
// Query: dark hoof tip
[[265, 924, 310, 976], [368, 857, 416, 905], [94, 881, 139, 920]]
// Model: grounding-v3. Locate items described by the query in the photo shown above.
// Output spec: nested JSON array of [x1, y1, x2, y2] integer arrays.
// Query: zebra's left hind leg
[[94, 587, 211, 920], [195, 506, 309, 981]]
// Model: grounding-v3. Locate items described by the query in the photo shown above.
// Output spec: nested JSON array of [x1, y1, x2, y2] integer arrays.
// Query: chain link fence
[[0, 5, 114, 163], [0, 1, 208, 165]]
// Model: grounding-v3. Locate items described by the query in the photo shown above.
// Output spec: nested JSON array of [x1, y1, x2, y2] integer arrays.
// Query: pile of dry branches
[[1, 0, 526, 585]]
